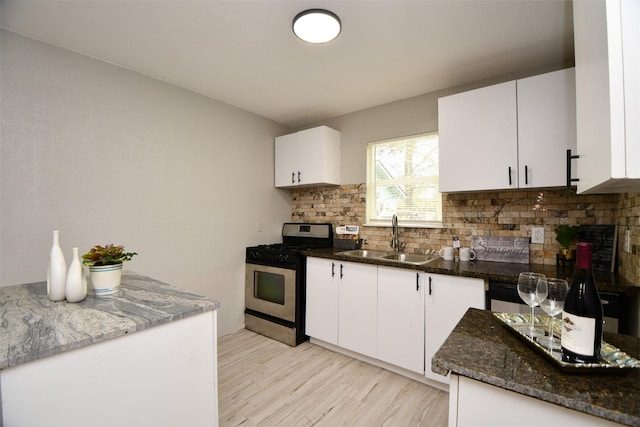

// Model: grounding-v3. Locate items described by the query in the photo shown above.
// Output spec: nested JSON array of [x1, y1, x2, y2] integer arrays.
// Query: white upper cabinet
[[439, 81, 518, 192], [573, 0, 640, 194], [274, 125, 341, 188], [438, 68, 577, 192], [517, 69, 577, 188]]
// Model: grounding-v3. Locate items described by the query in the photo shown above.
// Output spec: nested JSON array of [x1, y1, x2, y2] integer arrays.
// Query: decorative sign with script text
[[471, 236, 529, 264]]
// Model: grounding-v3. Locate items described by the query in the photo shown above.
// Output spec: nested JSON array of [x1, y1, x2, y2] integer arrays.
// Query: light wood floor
[[218, 329, 448, 426]]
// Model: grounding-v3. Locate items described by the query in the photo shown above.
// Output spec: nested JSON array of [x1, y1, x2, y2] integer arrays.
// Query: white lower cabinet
[[425, 274, 485, 383], [305, 257, 486, 386], [377, 266, 425, 374], [449, 375, 622, 427], [306, 258, 377, 355], [338, 261, 378, 357], [305, 257, 339, 345]]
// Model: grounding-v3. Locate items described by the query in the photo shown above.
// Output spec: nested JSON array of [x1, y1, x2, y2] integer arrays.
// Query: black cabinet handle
[[508, 167, 512, 186], [566, 149, 580, 187], [525, 165, 528, 185], [429, 276, 432, 295], [298, 171, 301, 183], [291, 172, 295, 184], [340, 264, 344, 279], [416, 273, 420, 291], [331, 262, 335, 277]]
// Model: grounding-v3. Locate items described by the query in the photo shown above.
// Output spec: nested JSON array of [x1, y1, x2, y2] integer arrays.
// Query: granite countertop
[[305, 248, 639, 294], [432, 308, 640, 426], [0, 271, 220, 370]]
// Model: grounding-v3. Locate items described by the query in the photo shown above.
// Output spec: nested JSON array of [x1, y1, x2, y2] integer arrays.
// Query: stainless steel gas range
[[245, 223, 333, 346]]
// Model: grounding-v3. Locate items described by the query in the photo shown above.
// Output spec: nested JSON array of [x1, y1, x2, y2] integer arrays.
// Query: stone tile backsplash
[[291, 185, 640, 284]]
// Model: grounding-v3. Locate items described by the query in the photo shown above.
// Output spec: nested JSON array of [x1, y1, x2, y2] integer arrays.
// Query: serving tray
[[493, 312, 639, 373]]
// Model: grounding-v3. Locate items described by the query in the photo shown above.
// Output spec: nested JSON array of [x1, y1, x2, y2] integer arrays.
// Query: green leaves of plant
[[81, 244, 138, 266]]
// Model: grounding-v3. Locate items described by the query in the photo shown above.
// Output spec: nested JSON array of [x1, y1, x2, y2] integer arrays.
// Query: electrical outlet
[[624, 229, 631, 253], [531, 227, 545, 244]]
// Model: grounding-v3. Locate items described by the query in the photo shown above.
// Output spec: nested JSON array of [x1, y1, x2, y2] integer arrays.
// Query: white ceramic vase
[[47, 230, 67, 302], [89, 263, 123, 296], [66, 247, 87, 302]]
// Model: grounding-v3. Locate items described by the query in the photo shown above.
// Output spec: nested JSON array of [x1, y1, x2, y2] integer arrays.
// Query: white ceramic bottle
[[65, 247, 87, 303], [47, 230, 67, 301]]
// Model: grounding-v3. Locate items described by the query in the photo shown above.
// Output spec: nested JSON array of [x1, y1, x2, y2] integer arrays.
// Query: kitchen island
[[432, 308, 640, 427], [0, 272, 221, 427]]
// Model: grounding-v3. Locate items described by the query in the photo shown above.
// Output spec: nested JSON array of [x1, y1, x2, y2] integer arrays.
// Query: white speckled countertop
[[0, 271, 220, 370]]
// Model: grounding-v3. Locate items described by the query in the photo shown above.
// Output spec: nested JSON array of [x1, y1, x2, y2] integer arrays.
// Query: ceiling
[[0, 0, 574, 129]]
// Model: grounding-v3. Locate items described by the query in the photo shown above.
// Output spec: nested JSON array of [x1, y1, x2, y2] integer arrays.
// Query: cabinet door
[[574, 0, 640, 193], [425, 275, 485, 383], [439, 81, 518, 192], [338, 261, 378, 358], [305, 257, 339, 345], [297, 126, 341, 186], [452, 375, 622, 427], [622, 0, 640, 181], [377, 267, 425, 374], [274, 133, 298, 188], [517, 68, 577, 188]]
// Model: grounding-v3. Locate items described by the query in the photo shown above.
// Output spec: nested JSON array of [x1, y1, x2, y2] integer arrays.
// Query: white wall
[[0, 30, 292, 336]]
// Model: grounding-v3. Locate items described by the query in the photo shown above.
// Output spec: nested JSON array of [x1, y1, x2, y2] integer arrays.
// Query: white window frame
[[365, 132, 443, 228]]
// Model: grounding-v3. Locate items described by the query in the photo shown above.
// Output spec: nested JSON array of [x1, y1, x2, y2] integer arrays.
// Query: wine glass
[[517, 272, 546, 338], [536, 278, 569, 350]]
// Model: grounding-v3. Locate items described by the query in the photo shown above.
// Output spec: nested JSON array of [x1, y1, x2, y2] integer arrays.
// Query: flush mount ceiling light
[[293, 9, 341, 43]]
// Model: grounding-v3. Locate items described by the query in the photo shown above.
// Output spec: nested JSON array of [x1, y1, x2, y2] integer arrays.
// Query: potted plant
[[554, 225, 580, 260], [82, 244, 137, 296]]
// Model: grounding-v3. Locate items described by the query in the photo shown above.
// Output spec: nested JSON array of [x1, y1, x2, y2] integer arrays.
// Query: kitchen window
[[366, 132, 442, 227]]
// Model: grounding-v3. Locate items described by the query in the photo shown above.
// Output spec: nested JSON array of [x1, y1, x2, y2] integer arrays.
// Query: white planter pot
[[89, 264, 123, 296]]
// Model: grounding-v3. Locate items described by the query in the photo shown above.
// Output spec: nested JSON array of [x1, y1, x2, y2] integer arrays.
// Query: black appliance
[[245, 223, 333, 346]]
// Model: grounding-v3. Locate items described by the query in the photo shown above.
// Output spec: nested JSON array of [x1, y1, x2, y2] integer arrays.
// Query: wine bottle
[[561, 242, 603, 363]]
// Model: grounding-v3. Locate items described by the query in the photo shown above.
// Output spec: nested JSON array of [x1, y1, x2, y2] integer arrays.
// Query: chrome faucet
[[390, 214, 405, 252]]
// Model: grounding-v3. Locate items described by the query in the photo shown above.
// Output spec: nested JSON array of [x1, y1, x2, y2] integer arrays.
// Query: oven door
[[245, 263, 296, 323]]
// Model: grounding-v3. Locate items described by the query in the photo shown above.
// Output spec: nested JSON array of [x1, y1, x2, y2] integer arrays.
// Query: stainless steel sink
[[337, 249, 440, 265], [380, 253, 440, 265], [338, 249, 392, 258]]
